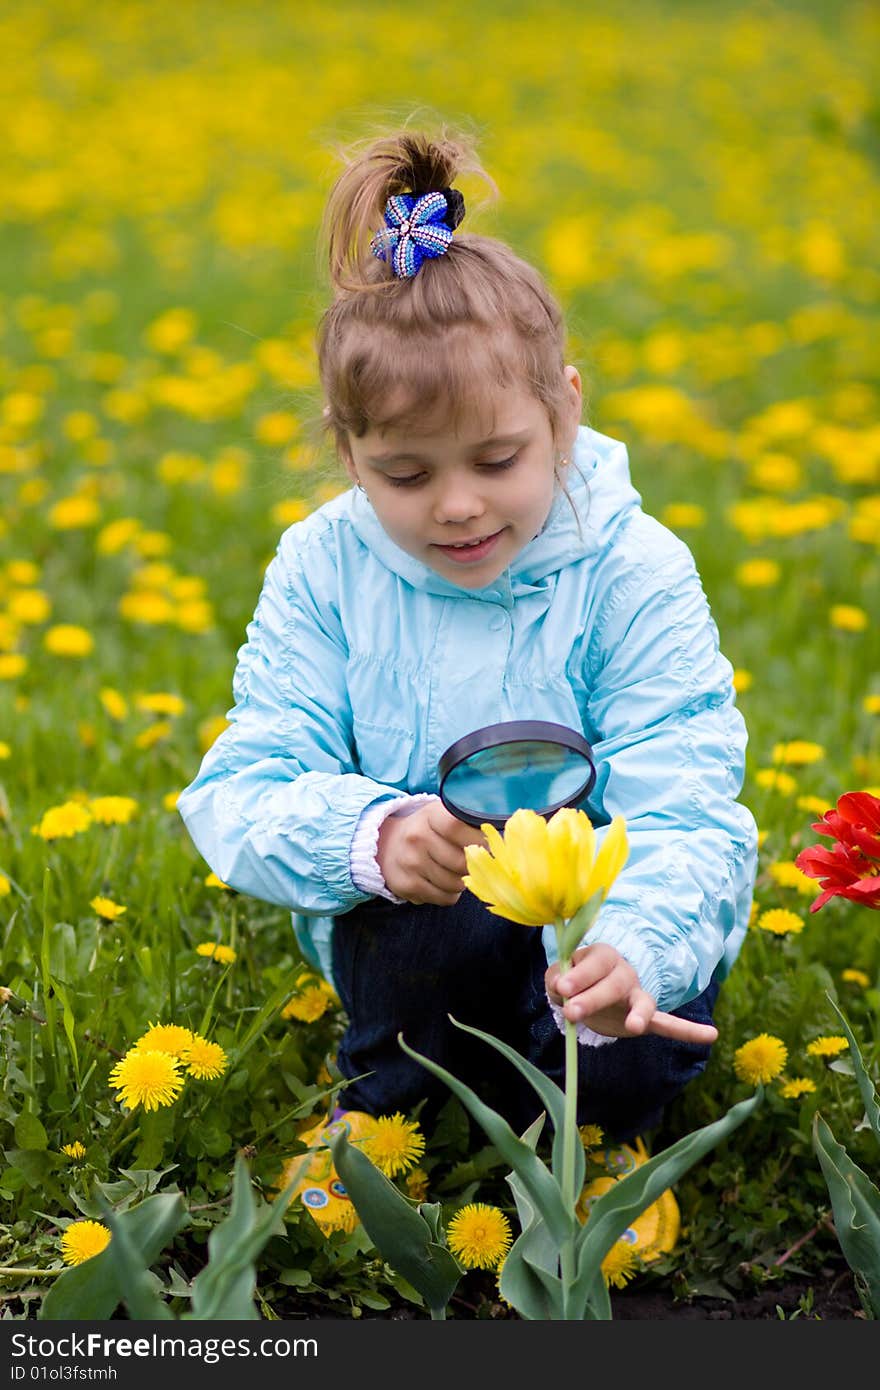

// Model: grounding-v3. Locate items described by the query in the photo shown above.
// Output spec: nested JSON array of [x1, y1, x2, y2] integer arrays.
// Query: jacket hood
[[342, 423, 642, 604]]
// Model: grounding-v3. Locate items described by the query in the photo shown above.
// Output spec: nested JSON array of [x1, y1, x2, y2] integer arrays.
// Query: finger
[[646, 1011, 719, 1045], [556, 946, 620, 997], [425, 839, 469, 880], [564, 965, 634, 1020]]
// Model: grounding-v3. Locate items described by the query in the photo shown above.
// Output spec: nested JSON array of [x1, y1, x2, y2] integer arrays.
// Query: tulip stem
[[556, 920, 579, 1311]]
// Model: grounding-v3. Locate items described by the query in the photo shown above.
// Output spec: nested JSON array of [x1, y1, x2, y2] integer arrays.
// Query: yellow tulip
[[463, 807, 628, 926]]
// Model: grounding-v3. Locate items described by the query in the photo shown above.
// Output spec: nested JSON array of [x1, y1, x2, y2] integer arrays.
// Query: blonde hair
[[315, 125, 577, 463]]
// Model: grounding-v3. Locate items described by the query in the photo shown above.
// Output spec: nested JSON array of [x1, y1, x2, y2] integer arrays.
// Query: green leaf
[[103, 1204, 174, 1320], [571, 1089, 763, 1315], [813, 1112, 880, 1319], [186, 1154, 295, 1321], [445, 1016, 583, 1195], [824, 994, 880, 1148], [498, 1171, 564, 1320], [326, 1126, 461, 1318], [40, 1192, 190, 1320], [398, 1030, 574, 1247], [15, 1112, 48, 1150]]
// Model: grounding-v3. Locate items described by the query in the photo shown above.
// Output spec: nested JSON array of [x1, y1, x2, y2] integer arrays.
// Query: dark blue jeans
[[331, 889, 719, 1143]]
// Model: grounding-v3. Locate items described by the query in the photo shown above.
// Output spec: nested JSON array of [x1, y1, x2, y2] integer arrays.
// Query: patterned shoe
[[275, 1109, 378, 1235], [576, 1134, 680, 1265]]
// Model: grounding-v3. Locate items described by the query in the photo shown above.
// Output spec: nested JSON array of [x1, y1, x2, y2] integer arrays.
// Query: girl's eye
[[386, 456, 518, 488]]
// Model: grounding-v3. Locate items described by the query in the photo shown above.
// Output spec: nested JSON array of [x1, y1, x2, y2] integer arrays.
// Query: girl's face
[[342, 367, 582, 590]]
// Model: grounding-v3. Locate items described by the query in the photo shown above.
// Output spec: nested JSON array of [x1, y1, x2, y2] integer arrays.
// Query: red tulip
[[795, 791, 880, 912]]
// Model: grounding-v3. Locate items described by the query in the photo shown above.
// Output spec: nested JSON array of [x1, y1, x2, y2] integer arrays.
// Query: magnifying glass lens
[[438, 722, 597, 829]]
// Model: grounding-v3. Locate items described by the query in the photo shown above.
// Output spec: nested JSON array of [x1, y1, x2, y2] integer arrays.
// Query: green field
[[1, 0, 878, 1318]]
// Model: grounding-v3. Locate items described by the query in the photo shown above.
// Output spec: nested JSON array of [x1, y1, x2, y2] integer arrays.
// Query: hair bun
[[439, 187, 466, 230]]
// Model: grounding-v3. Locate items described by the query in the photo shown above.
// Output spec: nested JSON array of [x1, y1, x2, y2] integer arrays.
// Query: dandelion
[[0, 654, 27, 680], [109, 1048, 185, 1111], [405, 1167, 429, 1201], [578, 1124, 605, 1149], [841, 968, 870, 988], [755, 768, 797, 796], [735, 559, 780, 588], [204, 872, 233, 890], [135, 1023, 194, 1057], [732, 669, 753, 694], [0, 873, 10, 897], [780, 1078, 817, 1099], [281, 981, 337, 1022], [756, 908, 804, 936], [134, 720, 172, 749], [61, 1220, 110, 1265], [463, 806, 628, 926], [182, 1035, 228, 1080], [768, 860, 817, 896], [99, 687, 129, 720], [135, 692, 186, 717], [0, 741, 10, 759], [61, 1141, 87, 1160], [601, 1238, 641, 1289], [806, 1036, 849, 1059], [32, 801, 92, 840], [830, 604, 868, 632], [363, 1114, 426, 1178], [447, 1204, 513, 1270], [162, 790, 181, 811], [43, 624, 94, 657], [772, 741, 825, 766], [733, 1034, 788, 1085], [89, 796, 139, 826], [195, 942, 236, 964], [90, 896, 126, 921], [864, 696, 880, 716]]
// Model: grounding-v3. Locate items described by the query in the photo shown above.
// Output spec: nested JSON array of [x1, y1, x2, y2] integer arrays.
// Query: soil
[[608, 1267, 865, 1321]]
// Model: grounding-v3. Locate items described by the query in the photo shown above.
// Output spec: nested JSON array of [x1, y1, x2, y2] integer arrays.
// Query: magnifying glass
[[438, 720, 597, 830]]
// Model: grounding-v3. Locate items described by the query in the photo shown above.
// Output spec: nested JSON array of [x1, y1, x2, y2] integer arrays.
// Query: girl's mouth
[[433, 529, 505, 563]]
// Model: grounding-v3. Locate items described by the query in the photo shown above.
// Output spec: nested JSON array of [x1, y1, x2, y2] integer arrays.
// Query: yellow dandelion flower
[[32, 801, 92, 840], [806, 1036, 849, 1059], [43, 624, 94, 657], [601, 1237, 641, 1289], [61, 1141, 87, 1161], [755, 768, 797, 796], [89, 896, 127, 921], [135, 1023, 194, 1057], [281, 981, 338, 1022], [195, 942, 236, 964], [61, 1220, 110, 1265], [447, 1203, 512, 1270], [182, 1035, 228, 1080], [48, 496, 100, 531], [134, 720, 172, 749], [363, 1114, 426, 1178], [204, 872, 233, 891], [756, 908, 804, 936], [198, 715, 230, 753], [841, 969, 870, 988], [8, 588, 51, 624], [797, 795, 831, 816], [0, 741, 10, 759], [109, 1048, 184, 1111], [830, 605, 868, 632], [578, 1124, 605, 1149], [732, 669, 753, 694], [660, 503, 706, 530], [135, 691, 186, 717], [768, 861, 817, 896], [405, 1167, 430, 1202], [733, 1034, 788, 1085], [0, 873, 11, 897], [0, 654, 27, 680], [780, 1078, 817, 1099], [735, 559, 780, 588], [162, 790, 181, 811], [88, 796, 139, 826], [99, 687, 129, 720], [772, 741, 825, 766], [864, 695, 880, 716]]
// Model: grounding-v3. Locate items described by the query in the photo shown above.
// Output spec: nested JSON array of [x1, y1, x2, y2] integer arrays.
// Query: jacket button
[[489, 613, 507, 631]]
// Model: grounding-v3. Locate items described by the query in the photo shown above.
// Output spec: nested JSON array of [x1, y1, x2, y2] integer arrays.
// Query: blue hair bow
[[370, 190, 459, 279]]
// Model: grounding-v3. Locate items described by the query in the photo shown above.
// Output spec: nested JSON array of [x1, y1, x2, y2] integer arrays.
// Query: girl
[[178, 127, 757, 1152]]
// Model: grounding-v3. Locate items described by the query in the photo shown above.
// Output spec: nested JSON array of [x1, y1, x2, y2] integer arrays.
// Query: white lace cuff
[[548, 999, 618, 1048], [349, 793, 441, 903]]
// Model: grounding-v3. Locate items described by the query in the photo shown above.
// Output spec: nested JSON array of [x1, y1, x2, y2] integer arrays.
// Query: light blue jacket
[[178, 424, 757, 1012]]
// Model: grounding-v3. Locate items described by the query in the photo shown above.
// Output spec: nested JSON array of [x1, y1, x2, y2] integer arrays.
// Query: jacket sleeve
[[176, 530, 405, 916], [576, 526, 758, 1013]]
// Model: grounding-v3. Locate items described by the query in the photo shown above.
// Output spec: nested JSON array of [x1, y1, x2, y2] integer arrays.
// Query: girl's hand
[[545, 943, 719, 1045], [376, 802, 489, 906]]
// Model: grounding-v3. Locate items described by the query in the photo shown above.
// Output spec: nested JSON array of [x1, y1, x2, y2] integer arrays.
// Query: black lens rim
[[438, 719, 597, 828]]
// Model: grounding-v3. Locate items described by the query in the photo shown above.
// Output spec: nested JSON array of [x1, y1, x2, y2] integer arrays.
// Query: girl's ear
[[563, 365, 583, 447]]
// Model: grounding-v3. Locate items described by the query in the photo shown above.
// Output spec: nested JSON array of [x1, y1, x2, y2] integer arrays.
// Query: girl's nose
[[432, 484, 485, 525]]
